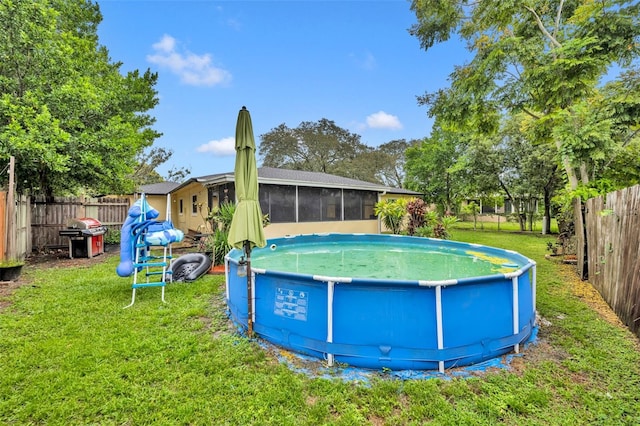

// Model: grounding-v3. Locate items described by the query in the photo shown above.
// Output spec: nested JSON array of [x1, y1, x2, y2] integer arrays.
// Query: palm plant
[[374, 199, 407, 234], [204, 202, 236, 265]]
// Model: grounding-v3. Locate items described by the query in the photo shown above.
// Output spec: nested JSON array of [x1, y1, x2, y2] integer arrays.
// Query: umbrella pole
[[245, 240, 254, 337]]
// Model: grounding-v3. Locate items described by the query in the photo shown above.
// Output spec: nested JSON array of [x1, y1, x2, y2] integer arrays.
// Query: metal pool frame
[[225, 233, 537, 372]]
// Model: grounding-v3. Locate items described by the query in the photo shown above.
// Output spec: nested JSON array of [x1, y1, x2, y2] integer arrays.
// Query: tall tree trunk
[[498, 179, 525, 231], [543, 188, 552, 234], [542, 164, 558, 235], [445, 173, 452, 215], [579, 162, 590, 185], [556, 141, 588, 273], [519, 209, 526, 231], [555, 139, 579, 190]]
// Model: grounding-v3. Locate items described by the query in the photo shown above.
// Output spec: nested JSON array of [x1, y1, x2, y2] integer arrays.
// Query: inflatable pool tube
[[170, 253, 212, 282], [116, 197, 160, 278]]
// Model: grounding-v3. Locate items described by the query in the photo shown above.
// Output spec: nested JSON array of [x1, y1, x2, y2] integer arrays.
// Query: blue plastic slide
[[116, 197, 183, 277]]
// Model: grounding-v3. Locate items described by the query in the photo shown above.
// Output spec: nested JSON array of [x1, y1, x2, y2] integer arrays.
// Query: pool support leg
[[532, 264, 537, 318], [251, 270, 256, 330], [512, 276, 520, 354], [435, 285, 444, 373], [327, 281, 335, 367]]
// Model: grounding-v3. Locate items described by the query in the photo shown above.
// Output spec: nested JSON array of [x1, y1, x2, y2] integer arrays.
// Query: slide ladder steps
[[134, 261, 168, 268], [120, 193, 183, 308], [132, 281, 167, 289]]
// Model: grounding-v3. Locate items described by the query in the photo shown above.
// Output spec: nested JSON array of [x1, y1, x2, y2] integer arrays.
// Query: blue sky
[[96, 0, 469, 178]]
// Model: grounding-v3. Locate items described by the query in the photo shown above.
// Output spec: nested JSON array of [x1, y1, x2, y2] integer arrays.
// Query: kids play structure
[[116, 194, 184, 307]]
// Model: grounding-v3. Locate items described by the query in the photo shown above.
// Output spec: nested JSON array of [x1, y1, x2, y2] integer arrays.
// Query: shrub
[[104, 228, 121, 245], [406, 198, 428, 236], [374, 199, 407, 234]]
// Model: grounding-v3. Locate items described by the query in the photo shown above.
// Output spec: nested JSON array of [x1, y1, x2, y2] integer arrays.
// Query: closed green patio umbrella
[[228, 106, 266, 336]]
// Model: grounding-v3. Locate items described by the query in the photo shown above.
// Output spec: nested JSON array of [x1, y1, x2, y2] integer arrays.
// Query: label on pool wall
[[274, 288, 308, 321]]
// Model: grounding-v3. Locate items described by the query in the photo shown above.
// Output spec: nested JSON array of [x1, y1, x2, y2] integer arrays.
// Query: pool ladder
[[124, 241, 173, 308]]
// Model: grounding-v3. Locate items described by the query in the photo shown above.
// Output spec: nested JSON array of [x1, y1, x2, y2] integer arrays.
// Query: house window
[[298, 187, 342, 222], [481, 203, 495, 214], [219, 183, 235, 204], [258, 184, 379, 223], [344, 190, 378, 220], [259, 184, 296, 223], [192, 195, 198, 215], [179, 199, 184, 215]]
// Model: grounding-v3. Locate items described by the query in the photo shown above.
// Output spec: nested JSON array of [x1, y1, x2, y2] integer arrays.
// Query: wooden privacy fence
[[1, 191, 30, 262], [579, 185, 640, 338], [30, 196, 130, 250]]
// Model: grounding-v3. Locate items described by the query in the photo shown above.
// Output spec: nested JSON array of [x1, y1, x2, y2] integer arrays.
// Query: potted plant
[[0, 259, 25, 281]]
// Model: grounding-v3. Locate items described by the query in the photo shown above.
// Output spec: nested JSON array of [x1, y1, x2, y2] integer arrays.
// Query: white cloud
[[350, 51, 377, 70], [196, 137, 236, 155], [147, 34, 231, 87], [152, 34, 175, 53], [226, 18, 242, 31], [360, 52, 376, 70], [366, 111, 403, 130]]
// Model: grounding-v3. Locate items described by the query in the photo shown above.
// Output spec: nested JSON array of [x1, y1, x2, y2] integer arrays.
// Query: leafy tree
[[0, 0, 160, 196], [468, 116, 563, 231], [461, 201, 480, 230], [375, 139, 414, 187], [404, 123, 466, 214], [260, 119, 373, 179], [259, 119, 414, 185], [410, 0, 640, 192], [407, 117, 563, 232], [587, 67, 640, 187], [330, 148, 384, 184], [131, 147, 191, 185], [498, 116, 563, 231]]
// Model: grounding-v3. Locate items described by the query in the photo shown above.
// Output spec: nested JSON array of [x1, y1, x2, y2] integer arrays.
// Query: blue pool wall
[[225, 233, 536, 372]]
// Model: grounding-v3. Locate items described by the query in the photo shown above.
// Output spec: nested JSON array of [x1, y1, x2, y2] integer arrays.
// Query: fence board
[[16, 195, 30, 258], [96, 197, 130, 232], [30, 196, 129, 250], [585, 185, 640, 338], [0, 192, 5, 261], [574, 198, 587, 280], [1, 192, 30, 261]]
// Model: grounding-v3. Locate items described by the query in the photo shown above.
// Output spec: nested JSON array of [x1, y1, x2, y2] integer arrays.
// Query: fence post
[[0, 192, 6, 262], [5, 156, 17, 260], [573, 197, 588, 280]]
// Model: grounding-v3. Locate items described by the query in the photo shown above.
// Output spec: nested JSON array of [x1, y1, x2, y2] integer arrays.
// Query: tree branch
[[602, 127, 640, 169], [553, 0, 565, 39], [521, 107, 541, 120], [524, 5, 562, 49]]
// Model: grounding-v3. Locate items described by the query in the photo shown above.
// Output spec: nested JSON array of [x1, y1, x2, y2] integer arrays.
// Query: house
[[128, 182, 181, 222], [167, 167, 421, 239], [461, 197, 540, 223]]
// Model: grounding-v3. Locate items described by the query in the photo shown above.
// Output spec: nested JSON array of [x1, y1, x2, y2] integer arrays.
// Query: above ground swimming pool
[[225, 233, 537, 372]]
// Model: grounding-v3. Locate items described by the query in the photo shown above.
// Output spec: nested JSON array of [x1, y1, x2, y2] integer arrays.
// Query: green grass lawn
[[454, 217, 560, 234], [1, 229, 639, 425]]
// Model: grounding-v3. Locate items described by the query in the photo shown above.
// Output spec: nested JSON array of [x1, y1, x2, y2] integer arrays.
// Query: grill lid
[[66, 217, 102, 229]]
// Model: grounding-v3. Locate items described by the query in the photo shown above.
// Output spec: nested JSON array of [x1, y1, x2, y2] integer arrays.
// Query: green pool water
[[250, 242, 520, 281]]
